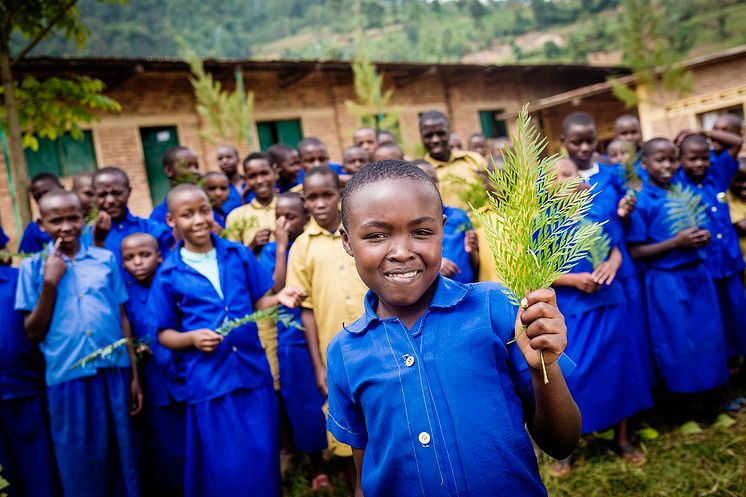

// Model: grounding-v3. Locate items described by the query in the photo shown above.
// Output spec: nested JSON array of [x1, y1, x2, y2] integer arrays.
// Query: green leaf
[[636, 426, 660, 440], [665, 183, 708, 235]]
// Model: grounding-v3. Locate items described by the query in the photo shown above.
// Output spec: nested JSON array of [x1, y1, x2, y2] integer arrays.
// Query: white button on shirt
[[405, 355, 415, 367], [418, 432, 431, 445]]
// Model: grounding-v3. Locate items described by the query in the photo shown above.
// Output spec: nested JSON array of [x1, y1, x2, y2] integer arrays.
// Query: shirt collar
[[343, 275, 470, 334], [44, 239, 94, 262], [578, 163, 600, 179], [304, 217, 341, 238], [644, 182, 671, 199], [425, 149, 469, 167], [249, 196, 277, 210], [168, 233, 234, 271]]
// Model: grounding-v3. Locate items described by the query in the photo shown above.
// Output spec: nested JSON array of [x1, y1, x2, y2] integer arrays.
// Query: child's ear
[[442, 213, 447, 228], [37, 217, 47, 232], [166, 212, 175, 229], [340, 227, 354, 257]]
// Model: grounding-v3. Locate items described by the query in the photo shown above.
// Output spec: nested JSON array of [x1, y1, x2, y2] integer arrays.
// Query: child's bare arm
[[255, 287, 306, 310], [629, 227, 710, 260], [707, 129, 743, 158], [352, 448, 365, 497], [159, 328, 223, 352], [301, 308, 327, 398], [120, 305, 143, 416], [271, 216, 290, 294], [516, 289, 581, 460], [24, 242, 66, 342]]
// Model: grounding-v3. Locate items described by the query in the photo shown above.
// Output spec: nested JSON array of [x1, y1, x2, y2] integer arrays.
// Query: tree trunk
[[0, 39, 32, 230]]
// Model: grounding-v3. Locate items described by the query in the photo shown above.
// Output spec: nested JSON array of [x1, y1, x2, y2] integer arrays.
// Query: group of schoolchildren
[[1, 106, 745, 497]]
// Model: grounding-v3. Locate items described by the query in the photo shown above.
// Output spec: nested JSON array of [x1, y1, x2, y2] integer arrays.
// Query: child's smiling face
[[642, 141, 677, 188], [679, 139, 710, 183], [39, 192, 84, 255], [204, 174, 230, 208], [562, 124, 597, 170], [167, 187, 214, 252], [341, 178, 444, 318], [216, 146, 239, 177], [245, 158, 277, 203]]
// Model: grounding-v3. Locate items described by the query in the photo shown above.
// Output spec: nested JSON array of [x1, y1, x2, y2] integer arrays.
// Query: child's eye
[[413, 229, 433, 237], [364, 233, 387, 240]]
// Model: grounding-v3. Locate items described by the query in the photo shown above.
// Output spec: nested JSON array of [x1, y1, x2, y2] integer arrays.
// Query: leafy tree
[[0, 0, 123, 228], [542, 40, 562, 60]]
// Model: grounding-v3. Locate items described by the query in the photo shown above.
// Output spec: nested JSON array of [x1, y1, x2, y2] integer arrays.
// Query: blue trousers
[[47, 368, 140, 497], [185, 387, 279, 497], [278, 344, 328, 453], [0, 394, 59, 497]]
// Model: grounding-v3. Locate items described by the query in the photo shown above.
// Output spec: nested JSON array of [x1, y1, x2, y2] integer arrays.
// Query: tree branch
[[11, 0, 80, 66]]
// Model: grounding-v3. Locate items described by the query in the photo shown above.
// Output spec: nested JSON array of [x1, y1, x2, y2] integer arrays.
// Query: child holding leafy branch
[[328, 159, 580, 496], [147, 184, 305, 497], [628, 139, 728, 398]]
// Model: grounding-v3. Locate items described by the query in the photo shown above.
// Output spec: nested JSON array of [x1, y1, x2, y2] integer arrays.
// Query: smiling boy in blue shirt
[[18, 173, 64, 254], [327, 160, 581, 497], [15, 190, 142, 497], [122, 232, 186, 497], [0, 264, 59, 497], [148, 184, 305, 497]]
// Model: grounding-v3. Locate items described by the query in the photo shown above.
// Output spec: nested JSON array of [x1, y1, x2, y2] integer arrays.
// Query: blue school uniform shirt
[[442, 205, 475, 284], [223, 184, 244, 214], [149, 198, 169, 226], [82, 209, 174, 266], [627, 183, 707, 269], [147, 234, 274, 403], [327, 276, 555, 497], [259, 240, 304, 345], [15, 243, 130, 386], [297, 163, 344, 183], [0, 266, 45, 399], [18, 221, 51, 254], [213, 207, 227, 229], [675, 156, 744, 278], [125, 279, 186, 406]]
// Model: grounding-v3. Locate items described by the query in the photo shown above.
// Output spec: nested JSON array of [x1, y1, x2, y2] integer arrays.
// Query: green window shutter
[[276, 120, 303, 148], [59, 131, 97, 175], [140, 126, 180, 205], [479, 111, 495, 138], [256, 122, 277, 151], [25, 137, 62, 178]]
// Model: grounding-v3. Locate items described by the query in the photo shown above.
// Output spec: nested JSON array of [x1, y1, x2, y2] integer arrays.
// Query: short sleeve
[[626, 203, 648, 244], [107, 254, 129, 305], [326, 339, 368, 448], [14, 257, 41, 312], [18, 223, 42, 254], [148, 270, 180, 332], [240, 246, 273, 303], [287, 239, 313, 310], [713, 153, 739, 191]]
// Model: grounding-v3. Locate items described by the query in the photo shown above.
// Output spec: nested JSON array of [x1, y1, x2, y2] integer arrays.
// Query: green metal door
[[256, 119, 303, 150], [140, 126, 179, 205]]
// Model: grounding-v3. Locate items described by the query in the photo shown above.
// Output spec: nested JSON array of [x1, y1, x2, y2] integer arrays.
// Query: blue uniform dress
[[148, 235, 279, 497], [442, 205, 475, 284], [0, 266, 59, 497], [556, 166, 653, 433], [125, 280, 186, 496], [328, 276, 574, 497], [15, 243, 140, 497], [149, 198, 169, 226], [18, 221, 52, 254], [627, 183, 728, 393], [82, 209, 174, 267], [223, 184, 244, 214], [676, 153, 746, 358], [259, 241, 327, 453]]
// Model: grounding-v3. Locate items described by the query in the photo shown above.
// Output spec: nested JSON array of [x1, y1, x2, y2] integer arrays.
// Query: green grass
[[284, 376, 746, 497]]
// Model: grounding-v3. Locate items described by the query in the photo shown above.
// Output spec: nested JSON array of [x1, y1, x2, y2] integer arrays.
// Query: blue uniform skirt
[[184, 386, 279, 497], [0, 394, 59, 497], [619, 275, 656, 388], [278, 344, 328, 453], [644, 265, 728, 393], [713, 273, 746, 358], [46, 368, 140, 497], [565, 303, 653, 433], [138, 403, 185, 496]]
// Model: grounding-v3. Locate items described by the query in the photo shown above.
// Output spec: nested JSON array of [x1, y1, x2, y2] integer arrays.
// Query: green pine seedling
[[220, 215, 258, 240], [443, 173, 490, 212], [621, 140, 642, 194], [70, 337, 150, 370], [581, 219, 611, 269], [215, 306, 303, 336], [473, 105, 602, 383], [665, 183, 708, 235]]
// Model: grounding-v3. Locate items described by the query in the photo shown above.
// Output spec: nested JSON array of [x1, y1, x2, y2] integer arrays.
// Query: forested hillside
[[14, 0, 746, 64]]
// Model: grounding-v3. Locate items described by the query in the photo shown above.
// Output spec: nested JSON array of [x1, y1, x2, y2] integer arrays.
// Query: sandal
[[548, 457, 572, 477], [616, 443, 646, 466], [311, 474, 333, 491]]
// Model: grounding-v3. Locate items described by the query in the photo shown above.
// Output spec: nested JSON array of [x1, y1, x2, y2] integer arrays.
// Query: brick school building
[[2, 57, 625, 243]]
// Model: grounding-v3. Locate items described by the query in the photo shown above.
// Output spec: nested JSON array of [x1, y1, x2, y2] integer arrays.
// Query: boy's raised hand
[[275, 216, 290, 250], [92, 211, 112, 247], [514, 288, 567, 372], [43, 239, 68, 285], [464, 230, 478, 254], [617, 195, 636, 220], [190, 328, 224, 352], [249, 228, 272, 251], [440, 257, 460, 277], [276, 286, 307, 308]]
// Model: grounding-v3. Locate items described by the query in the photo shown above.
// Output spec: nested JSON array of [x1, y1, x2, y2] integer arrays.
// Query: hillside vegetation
[[15, 0, 746, 64]]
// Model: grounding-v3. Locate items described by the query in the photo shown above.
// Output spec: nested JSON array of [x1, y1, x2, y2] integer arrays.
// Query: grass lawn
[[283, 376, 746, 497]]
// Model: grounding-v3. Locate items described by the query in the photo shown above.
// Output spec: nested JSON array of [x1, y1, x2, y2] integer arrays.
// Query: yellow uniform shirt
[[728, 191, 746, 266], [225, 196, 277, 247], [473, 205, 499, 282], [425, 149, 486, 211], [286, 218, 368, 365]]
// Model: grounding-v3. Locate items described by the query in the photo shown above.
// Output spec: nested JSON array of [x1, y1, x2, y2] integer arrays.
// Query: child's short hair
[[243, 152, 271, 169], [204, 171, 229, 181], [278, 191, 305, 210], [377, 130, 396, 143], [122, 232, 160, 252], [30, 172, 63, 188], [679, 134, 709, 154], [373, 143, 404, 161], [341, 160, 441, 230], [38, 190, 81, 215], [344, 146, 369, 160], [162, 146, 190, 168], [166, 184, 208, 211], [303, 166, 339, 189], [469, 132, 485, 142], [419, 110, 449, 128], [614, 114, 640, 131], [93, 166, 130, 188], [297, 137, 326, 152], [641, 137, 675, 158], [267, 144, 295, 165], [561, 112, 596, 135]]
